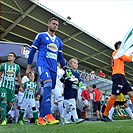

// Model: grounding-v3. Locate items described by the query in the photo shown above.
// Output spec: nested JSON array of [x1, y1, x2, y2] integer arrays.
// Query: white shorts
[[82, 100, 90, 109], [17, 91, 24, 107], [21, 99, 36, 110], [52, 87, 64, 102], [63, 98, 76, 112]]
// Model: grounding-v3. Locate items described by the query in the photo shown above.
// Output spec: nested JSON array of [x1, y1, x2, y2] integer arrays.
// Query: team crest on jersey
[[6, 70, 15, 77], [46, 37, 49, 40], [29, 88, 34, 91], [47, 43, 58, 52]]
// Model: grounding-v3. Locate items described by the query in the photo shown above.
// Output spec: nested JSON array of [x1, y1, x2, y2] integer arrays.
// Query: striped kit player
[[19, 72, 38, 125]]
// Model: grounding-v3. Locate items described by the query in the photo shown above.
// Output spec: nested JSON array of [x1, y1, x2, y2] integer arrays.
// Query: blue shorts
[[37, 66, 57, 89]]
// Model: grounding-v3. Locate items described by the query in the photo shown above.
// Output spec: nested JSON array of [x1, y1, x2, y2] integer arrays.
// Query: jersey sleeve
[[0, 63, 4, 72], [16, 64, 21, 75], [31, 33, 42, 50], [58, 38, 63, 52], [58, 38, 66, 67], [81, 90, 85, 97], [23, 82, 26, 89], [120, 55, 132, 62]]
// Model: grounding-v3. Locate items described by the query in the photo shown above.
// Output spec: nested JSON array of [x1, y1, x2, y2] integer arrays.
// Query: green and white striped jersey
[[23, 81, 37, 99], [0, 62, 20, 90]]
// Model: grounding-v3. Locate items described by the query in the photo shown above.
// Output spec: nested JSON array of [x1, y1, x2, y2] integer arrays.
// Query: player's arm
[[92, 91, 96, 102], [58, 39, 66, 68], [100, 93, 102, 100], [81, 91, 86, 100], [120, 55, 132, 62], [17, 74, 23, 88], [26, 47, 36, 74], [0, 72, 2, 80], [16, 65, 23, 91], [0, 63, 4, 79]]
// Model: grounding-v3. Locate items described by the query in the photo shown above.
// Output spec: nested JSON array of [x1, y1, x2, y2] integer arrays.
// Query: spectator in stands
[[92, 84, 102, 121], [89, 71, 96, 80], [80, 69, 86, 83], [81, 86, 90, 121], [98, 70, 105, 78]]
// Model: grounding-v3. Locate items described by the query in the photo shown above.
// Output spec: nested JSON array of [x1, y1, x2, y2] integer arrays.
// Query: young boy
[[61, 58, 84, 124], [19, 71, 38, 125]]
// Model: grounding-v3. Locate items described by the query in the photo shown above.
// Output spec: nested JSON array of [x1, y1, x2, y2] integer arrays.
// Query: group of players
[[0, 17, 84, 126], [1, 17, 133, 126]]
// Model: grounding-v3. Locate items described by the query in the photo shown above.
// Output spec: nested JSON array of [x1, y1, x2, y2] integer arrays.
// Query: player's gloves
[[78, 82, 82, 89], [63, 67, 72, 78], [60, 67, 72, 83]]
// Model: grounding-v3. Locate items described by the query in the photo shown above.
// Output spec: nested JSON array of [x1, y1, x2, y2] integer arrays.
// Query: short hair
[[9, 52, 16, 58], [93, 84, 96, 88], [48, 17, 59, 24], [114, 41, 122, 50], [35, 93, 40, 97]]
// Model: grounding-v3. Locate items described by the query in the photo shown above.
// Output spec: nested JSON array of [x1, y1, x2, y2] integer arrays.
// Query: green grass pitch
[[1, 120, 133, 133]]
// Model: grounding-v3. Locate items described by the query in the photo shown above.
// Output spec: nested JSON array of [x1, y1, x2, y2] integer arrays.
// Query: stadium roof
[[1, 0, 133, 82]]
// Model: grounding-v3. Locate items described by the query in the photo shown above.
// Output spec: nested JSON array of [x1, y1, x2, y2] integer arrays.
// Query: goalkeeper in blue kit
[[26, 17, 66, 125]]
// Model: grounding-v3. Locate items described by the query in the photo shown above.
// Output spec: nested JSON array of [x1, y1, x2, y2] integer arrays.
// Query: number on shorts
[[45, 72, 49, 77], [1, 92, 6, 98]]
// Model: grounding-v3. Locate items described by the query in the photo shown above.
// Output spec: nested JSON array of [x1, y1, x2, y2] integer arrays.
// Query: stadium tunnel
[[0, 41, 37, 75]]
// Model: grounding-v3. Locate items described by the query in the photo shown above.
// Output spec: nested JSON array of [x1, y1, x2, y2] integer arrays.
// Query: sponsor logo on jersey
[[29, 88, 34, 91], [6, 70, 15, 77], [47, 43, 58, 52], [46, 52, 57, 60], [46, 37, 49, 40]]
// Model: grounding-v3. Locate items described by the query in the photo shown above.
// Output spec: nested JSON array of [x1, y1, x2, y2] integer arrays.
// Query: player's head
[[92, 84, 96, 88], [105, 97, 109, 102], [48, 17, 59, 33], [8, 52, 16, 62], [29, 71, 35, 82], [114, 41, 122, 50], [86, 86, 90, 91], [68, 58, 78, 70], [35, 93, 41, 101]]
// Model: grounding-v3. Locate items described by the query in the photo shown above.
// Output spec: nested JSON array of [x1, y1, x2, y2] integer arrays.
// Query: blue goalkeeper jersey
[[32, 32, 63, 72]]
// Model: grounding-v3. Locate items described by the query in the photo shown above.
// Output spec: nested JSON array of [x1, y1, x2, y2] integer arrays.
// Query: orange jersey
[[111, 50, 132, 75]]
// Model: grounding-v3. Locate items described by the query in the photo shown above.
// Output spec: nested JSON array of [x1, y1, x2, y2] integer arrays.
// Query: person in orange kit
[[101, 41, 133, 122]]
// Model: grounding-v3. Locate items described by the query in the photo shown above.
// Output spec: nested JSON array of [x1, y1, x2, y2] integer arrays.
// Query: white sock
[[70, 105, 78, 121], [108, 107, 115, 119], [15, 109, 19, 123], [65, 112, 72, 120], [58, 101, 63, 117], [62, 106, 68, 119], [51, 104, 58, 113], [125, 107, 133, 119]]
